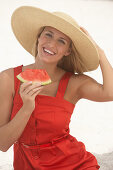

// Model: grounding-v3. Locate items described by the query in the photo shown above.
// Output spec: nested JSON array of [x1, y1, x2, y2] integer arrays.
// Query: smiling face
[[37, 26, 72, 64]]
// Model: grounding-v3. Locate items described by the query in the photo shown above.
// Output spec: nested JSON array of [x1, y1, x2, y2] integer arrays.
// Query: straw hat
[[11, 6, 99, 71]]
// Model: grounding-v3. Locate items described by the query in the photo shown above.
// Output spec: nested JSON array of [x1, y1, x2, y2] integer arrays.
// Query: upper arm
[[77, 74, 113, 102], [0, 69, 14, 127]]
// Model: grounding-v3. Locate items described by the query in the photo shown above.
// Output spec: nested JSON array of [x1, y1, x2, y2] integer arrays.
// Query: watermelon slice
[[16, 68, 52, 85]]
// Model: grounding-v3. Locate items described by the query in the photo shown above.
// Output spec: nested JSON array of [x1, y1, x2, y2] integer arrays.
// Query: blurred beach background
[[0, 0, 113, 169]]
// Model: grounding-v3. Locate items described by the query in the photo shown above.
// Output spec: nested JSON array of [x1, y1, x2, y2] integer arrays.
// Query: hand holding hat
[[80, 26, 104, 60]]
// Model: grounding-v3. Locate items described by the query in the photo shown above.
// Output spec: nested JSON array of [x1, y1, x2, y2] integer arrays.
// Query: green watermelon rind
[[16, 74, 52, 86]]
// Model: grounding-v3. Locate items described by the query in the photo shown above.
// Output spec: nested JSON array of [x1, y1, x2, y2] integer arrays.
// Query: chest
[[12, 67, 80, 105], [38, 78, 79, 105]]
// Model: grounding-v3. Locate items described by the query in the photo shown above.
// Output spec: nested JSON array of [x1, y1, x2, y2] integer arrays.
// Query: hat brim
[[11, 6, 99, 71]]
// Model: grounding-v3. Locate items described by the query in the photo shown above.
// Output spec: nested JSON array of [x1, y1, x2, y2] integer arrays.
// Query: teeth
[[44, 48, 55, 55]]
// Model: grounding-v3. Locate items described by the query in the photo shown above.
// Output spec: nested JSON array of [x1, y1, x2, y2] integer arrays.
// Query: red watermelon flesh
[[16, 68, 52, 85]]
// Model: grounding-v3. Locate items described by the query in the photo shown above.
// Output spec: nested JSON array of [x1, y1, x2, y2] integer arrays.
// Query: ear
[[64, 47, 71, 56]]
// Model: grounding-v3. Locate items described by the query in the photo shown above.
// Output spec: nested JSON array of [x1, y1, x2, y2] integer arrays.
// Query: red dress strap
[[13, 65, 23, 93], [56, 72, 73, 99]]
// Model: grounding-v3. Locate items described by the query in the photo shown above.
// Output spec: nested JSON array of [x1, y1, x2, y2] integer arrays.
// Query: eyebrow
[[45, 30, 67, 41]]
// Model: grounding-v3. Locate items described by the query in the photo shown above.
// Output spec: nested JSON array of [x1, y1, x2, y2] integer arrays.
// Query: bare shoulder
[[0, 67, 15, 127], [70, 73, 108, 102], [1, 67, 14, 96], [1, 67, 14, 77], [70, 73, 95, 92], [70, 73, 92, 87], [67, 73, 90, 104], [69, 73, 86, 89], [0, 64, 33, 97]]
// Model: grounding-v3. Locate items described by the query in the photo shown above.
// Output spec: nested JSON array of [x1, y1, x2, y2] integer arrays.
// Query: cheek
[[58, 46, 68, 55], [37, 38, 46, 51], [38, 37, 45, 45]]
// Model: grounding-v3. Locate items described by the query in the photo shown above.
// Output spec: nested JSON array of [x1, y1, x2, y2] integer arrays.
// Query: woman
[[0, 6, 113, 170]]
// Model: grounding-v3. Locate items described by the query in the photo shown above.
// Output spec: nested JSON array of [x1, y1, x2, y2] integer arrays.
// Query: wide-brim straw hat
[[11, 6, 99, 72]]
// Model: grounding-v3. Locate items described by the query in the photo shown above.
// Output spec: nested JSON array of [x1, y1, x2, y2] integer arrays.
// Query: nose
[[48, 39, 57, 47]]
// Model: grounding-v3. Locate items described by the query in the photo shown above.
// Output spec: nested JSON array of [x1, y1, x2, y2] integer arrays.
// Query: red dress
[[11, 65, 100, 170]]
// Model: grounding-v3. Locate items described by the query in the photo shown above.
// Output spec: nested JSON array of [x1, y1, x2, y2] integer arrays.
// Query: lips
[[43, 47, 56, 55]]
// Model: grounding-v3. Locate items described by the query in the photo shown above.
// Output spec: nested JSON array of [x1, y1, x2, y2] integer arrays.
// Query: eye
[[45, 33, 52, 37], [59, 39, 65, 44]]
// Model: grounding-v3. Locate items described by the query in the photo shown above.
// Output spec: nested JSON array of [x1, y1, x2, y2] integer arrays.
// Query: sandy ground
[[93, 152, 113, 170]]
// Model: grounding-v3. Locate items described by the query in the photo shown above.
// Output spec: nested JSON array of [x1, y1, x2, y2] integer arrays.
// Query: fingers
[[18, 81, 44, 111], [24, 85, 43, 96], [31, 87, 44, 100], [80, 26, 89, 35], [19, 81, 32, 92], [19, 81, 42, 94]]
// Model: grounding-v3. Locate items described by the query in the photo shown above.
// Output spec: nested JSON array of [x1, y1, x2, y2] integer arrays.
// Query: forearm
[[99, 49, 113, 95], [0, 106, 33, 152]]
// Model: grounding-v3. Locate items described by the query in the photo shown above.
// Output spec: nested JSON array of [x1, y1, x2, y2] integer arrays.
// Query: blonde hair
[[31, 26, 89, 74]]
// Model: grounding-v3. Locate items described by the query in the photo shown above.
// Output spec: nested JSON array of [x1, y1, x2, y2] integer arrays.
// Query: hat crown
[[53, 11, 79, 28]]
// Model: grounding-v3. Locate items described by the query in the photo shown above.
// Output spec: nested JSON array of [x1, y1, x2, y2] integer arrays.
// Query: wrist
[[21, 105, 34, 115]]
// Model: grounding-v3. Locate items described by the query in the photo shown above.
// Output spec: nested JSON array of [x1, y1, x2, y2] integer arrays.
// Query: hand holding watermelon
[[17, 68, 52, 111], [19, 81, 44, 111]]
